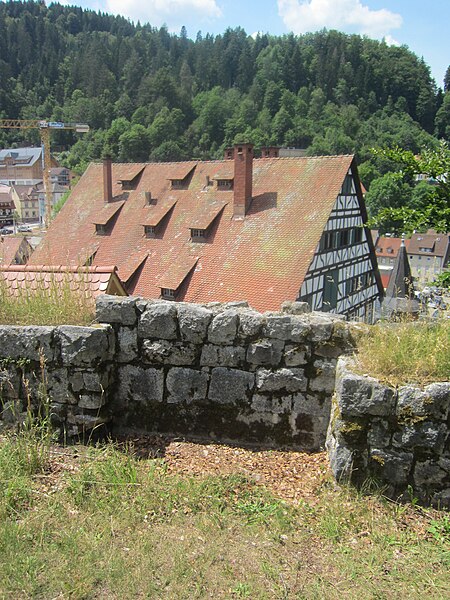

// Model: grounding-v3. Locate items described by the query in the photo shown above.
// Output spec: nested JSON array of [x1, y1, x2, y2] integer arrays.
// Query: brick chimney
[[224, 147, 234, 160], [103, 155, 113, 203], [233, 143, 253, 218], [260, 146, 280, 158]]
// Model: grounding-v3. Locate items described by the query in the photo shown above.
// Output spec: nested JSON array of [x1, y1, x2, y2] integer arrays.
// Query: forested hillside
[[1, 0, 450, 224]]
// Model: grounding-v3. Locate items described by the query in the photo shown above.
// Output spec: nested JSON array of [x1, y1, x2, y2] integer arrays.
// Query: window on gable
[[341, 174, 354, 195], [353, 228, 363, 244], [320, 231, 334, 251], [144, 225, 156, 238], [339, 229, 350, 247]]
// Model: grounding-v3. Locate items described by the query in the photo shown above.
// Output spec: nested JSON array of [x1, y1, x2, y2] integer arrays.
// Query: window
[[95, 224, 107, 236], [341, 174, 354, 195], [161, 288, 176, 299], [171, 179, 184, 189], [217, 179, 233, 190], [320, 231, 334, 251], [353, 228, 363, 244], [191, 228, 206, 240], [322, 269, 338, 311], [144, 225, 156, 238], [339, 229, 350, 247]]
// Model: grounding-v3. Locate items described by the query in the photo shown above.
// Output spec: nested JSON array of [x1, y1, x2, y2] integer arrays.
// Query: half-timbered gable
[[299, 167, 382, 321]]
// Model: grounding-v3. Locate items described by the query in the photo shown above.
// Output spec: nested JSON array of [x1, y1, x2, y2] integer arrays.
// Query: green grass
[[0, 270, 95, 326], [354, 320, 450, 386], [0, 436, 448, 599]]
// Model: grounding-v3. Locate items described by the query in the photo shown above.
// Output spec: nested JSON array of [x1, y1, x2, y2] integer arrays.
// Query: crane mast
[[0, 119, 89, 227]]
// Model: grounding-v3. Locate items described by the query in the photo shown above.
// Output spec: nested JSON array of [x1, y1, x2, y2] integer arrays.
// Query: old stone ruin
[[0, 295, 449, 507]]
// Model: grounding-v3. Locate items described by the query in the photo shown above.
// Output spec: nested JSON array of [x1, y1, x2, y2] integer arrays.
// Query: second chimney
[[233, 143, 253, 218], [103, 155, 113, 203]]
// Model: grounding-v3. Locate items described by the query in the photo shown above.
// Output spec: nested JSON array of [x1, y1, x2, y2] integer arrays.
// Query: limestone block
[[166, 367, 209, 404], [208, 367, 254, 404], [177, 303, 213, 343], [200, 344, 245, 368], [117, 365, 164, 404], [58, 325, 115, 366], [326, 429, 355, 483], [284, 345, 308, 367], [414, 460, 447, 487], [0, 325, 54, 362], [256, 368, 307, 393], [238, 310, 264, 338], [251, 394, 291, 414], [309, 359, 336, 393], [246, 339, 284, 366], [207, 309, 239, 345], [281, 301, 310, 315], [96, 295, 138, 326], [392, 422, 446, 453], [369, 449, 413, 485], [335, 359, 395, 417], [290, 318, 311, 342], [263, 315, 292, 340], [142, 340, 197, 366], [138, 303, 178, 340], [367, 419, 391, 448], [431, 489, 450, 509], [78, 393, 106, 409], [314, 343, 344, 359], [308, 315, 333, 342], [117, 327, 138, 363], [397, 383, 450, 421], [48, 369, 77, 404]]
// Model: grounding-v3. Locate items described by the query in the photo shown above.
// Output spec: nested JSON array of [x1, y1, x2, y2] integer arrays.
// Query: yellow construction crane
[[0, 119, 89, 227]]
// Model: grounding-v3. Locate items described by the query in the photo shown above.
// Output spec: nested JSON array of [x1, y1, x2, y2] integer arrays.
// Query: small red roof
[[141, 200, 177, 227], [92, 200, 125, 225]]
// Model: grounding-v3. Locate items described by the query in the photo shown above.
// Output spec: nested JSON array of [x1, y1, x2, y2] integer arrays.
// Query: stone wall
[[327, 357, 450, 508], [0, 296, 354, 449]]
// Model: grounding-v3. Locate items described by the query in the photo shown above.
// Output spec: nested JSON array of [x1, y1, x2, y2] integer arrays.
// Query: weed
[[428, 514, 450, 544]]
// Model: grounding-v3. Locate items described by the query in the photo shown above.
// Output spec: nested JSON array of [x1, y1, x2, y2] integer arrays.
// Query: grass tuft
[[354, 319, 450, 386]]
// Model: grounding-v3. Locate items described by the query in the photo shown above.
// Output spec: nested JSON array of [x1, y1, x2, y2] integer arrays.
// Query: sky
[[54, 0, 449, 87]]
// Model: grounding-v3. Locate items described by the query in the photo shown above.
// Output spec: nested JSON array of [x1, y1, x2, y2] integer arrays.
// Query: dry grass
[[354, 319, 450, 386], [0, 437, 448, 599], [0, 271, 95, 326]]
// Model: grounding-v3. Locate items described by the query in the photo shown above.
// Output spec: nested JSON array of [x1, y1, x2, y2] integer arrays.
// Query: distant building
[[0, 184, 16, 227], [372, 232, 411, 289], [50, 166, 72, 187], [30, 145, 383, 321], [383, 237, 419, 319], [407, 230, 450, 283], [0, 147, 56, 186], [0, 235, 33, 266]]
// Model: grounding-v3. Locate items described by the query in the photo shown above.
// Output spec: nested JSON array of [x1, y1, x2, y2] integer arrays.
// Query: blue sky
[[55, 0, 449, 87]]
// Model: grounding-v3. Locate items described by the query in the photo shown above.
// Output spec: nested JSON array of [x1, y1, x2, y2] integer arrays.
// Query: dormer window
[[217, 179, 233, 190], [95, 224, 107, 236], [144, 191, 156, 205], [161, 288, 176, 299], [171, 179, 184, 189], [191, 228, 206, 240], [144, 225, 156, 238]]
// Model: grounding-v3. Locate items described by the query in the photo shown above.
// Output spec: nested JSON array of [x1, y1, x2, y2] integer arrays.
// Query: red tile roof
[[141, 200, 177, 227], [0, 237, 28, 266], [30, 155, 356, 312], [408, 230, 450, 258], [92, 200, 125, 225], [0, 265, 127, 298], [374, 236, 410, 258]]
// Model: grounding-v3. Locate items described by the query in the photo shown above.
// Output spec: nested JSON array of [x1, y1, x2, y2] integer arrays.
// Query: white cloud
[[277, 0, 402, 39], [106, 0, 221, 28]]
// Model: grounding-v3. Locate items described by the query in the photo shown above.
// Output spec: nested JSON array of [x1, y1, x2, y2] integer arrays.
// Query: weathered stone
[[49, 402, 67, 422], [309, 359, 336, 393], [251, 394, 291, 414], [314, 343, 344, 359], [177, 304, 213, 343], [326, 429, 355, 482], [367, 419, 391, 448], [208, 309, 239, 345], [263, 315, 292, 340], [71, 413, 109, 428], [166, 367, 209, 404], [414, 460, 447, 487], [284, 344, 308, 367], [78, 393, 106, 409], [246, 339, 284, 366], [431, 489, 450, 510], [238, 310, 264, 338], [335, 359, 395, 417], [256, 368, 307, 393], [69, 371, 84, 393], [138, 303, 178, 340], [95, 294, 138, 326], [58, 325, 115, 366], [117, 365, 164, 404], [48, 369, 77, 404], [0, 367, 20, 399], [397, 384, 450, 421], [308, 315, 333, 342], [200, 344, 245, 367], [117, 327, 138, 362], [369, 449, 413, 486], [82, 370, 110, 393], [1, 399, 23, 424], [281, 301, 310, 315], [290, 318, 311, 342], [208, 368, 254, 404], [392, 422, 446, 453], [142, 340, 197, 366], [0, 325, 54, 362]]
